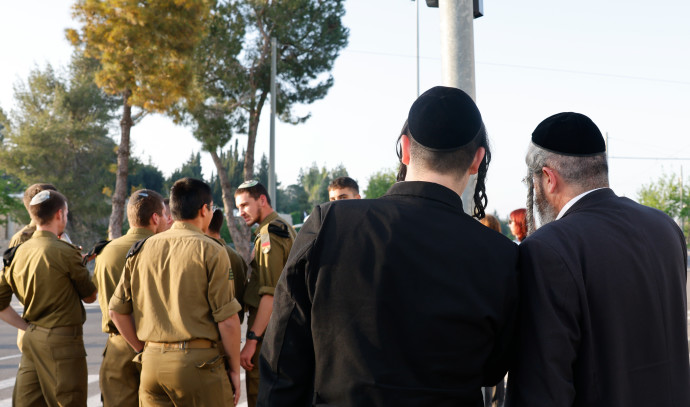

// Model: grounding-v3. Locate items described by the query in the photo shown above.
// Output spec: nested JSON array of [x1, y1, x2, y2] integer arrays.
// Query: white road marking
[[0, 355, 20, 362]]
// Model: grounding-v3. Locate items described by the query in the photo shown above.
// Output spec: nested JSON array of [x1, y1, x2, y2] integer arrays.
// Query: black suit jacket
[[258, 181, 519, 407], [507, 188, 690, 407]]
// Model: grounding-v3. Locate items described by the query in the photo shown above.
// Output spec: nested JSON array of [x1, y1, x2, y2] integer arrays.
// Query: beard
[[526, 174, 558, 236]]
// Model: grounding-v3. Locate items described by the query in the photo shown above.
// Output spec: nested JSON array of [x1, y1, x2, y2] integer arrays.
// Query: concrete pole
[[416, 0, 420, 97], [439, 0, 476, 213], [269, 37, 277, 207]]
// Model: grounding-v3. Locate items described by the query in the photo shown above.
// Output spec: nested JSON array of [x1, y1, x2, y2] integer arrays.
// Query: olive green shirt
[[244, 212, 296, 309], [9, 222, 36, 248], [109, 222, 242, 342], [93, 227, 154, 334], [0, 230, 96, 327], [209, 237, 248, 309]]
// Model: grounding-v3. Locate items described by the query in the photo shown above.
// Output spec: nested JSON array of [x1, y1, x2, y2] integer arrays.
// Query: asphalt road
[[0, 276, 689, 406]]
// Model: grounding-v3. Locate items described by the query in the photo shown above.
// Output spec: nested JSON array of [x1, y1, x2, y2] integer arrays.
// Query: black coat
[[506, 188, 690, 407], [258, 181, 519, 407]]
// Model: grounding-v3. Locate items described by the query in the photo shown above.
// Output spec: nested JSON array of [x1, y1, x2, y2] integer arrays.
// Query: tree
[[128, 159, 166, 195], [67, 0, 212, 239], [165, 152, 204, 192], [298, 163, 348, 208], [638, 171, 688, 220], [176, 0, 348, 259], [364, 169, 396, 199], [0, 58, 117, 246]]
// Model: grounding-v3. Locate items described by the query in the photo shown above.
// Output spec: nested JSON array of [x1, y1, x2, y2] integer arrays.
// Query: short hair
[[526, 142, 609, 192], [406, 126, 492, 219], [328, 177, 359, 194], [127, 189, 164, 227], [480, 214, 502, 233], [163, 197, 170, 207], [208, 209, 224, 234], [509, 208, 528, 242], [23, 183, 57, 211], [28, 190, 67, 226], [170, 178, 213, 220], [234, 181, 272, 207]]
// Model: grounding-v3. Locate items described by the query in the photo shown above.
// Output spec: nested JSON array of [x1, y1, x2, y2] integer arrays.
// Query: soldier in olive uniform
[[8, 183, 57, 248], [110, 178, 243, 406], [234, 180, 296, 407], [91, 189, 168, 407], [207, 208, 248, 323], [0, 190, 98, 406]]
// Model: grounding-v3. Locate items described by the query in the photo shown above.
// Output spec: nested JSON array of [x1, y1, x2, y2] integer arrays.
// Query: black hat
[[407, 86, 483, 151], [532, 112, 606, 156]]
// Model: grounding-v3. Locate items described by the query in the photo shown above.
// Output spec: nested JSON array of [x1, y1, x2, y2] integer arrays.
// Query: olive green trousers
[[100, 334, 139, 407]]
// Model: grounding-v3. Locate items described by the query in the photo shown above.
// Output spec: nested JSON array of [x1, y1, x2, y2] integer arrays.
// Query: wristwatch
[[247, 330, 263, 342]]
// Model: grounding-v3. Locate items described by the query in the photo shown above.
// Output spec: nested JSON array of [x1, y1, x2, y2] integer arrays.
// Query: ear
[[151, 212, 161, 227], [541, 166, 559, 194], [468, 147, 486, 175], [401, 135, 411, 165]]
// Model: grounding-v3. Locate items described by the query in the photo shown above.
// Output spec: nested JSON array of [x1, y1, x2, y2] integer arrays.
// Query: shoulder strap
[[82, 239, 111, 266], [126, 236, 151, 259], [267, 219, 292, 238], [3, 245, 21, 268]]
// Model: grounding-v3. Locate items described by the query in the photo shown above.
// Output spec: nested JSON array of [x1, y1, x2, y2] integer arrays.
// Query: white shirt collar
[[556, 188, 605, 220]]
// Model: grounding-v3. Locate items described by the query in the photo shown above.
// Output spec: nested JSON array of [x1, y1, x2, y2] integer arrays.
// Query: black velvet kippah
[[407, 86, 483, 151], [532, 112, 606, 156]]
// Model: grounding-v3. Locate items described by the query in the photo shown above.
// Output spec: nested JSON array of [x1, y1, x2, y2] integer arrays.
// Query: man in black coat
[[257, 86, 519, 407], [506, 112, 690, 407]]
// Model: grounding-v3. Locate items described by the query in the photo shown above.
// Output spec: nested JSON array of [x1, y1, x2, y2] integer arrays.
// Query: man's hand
[[228, 368, 241, 405], [240, 340, 258, 371]]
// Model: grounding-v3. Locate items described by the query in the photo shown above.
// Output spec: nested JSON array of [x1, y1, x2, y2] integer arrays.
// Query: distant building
[[0, 214, 20, 251]]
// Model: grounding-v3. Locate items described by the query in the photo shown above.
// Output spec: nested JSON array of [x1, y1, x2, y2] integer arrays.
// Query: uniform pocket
[[51, 341, 88, 404], [196, 354, 224, 370]]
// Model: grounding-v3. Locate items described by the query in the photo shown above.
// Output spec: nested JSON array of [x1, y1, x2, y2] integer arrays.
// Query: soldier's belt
[[145, 339, 216, 350], [28, 324, 83, 336]]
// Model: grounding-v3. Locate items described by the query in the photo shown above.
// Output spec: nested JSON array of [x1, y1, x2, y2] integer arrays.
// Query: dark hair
[[28, 190, 67, 225], [405, 125, 491, 219], [23, 183, 57, 211], [396, 120, 408, 182], [328, 176, 359, 193], [234, 182, 272, 207], [127, 189, 164, 227], [509, 208, 528, 242], [170, 178, 213, 220], [208, 209, 224, 234]]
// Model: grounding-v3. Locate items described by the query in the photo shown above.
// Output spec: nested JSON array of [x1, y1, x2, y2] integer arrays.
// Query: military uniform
[[93, 227, 154, 407], [244, 211, 296, 407], [8, 222, 36, 248], [0, 230, 96, 407], [109, 222, 242, 406], [210, 236, 248, 323]]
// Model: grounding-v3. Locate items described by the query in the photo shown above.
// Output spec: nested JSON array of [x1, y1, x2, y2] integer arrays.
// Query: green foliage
[[0, 57, 116, 246], [637, 172, 687, 219], [128, 159, 166, 195], [182, 0, 349, 178], [0, 172, 23, 218], [68, 0, 212, 113], [364, 169, 396, 199], [298, 163, 348, 208], [166, 152, 205, 192]]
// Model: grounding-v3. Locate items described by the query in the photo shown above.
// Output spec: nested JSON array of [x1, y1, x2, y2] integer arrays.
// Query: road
[[0, 300, 249, 406]]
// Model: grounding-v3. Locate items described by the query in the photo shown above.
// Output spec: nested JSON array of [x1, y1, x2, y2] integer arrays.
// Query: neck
[[208, 231, 221, 240], [405, 165, 470, 198], [132, 224, 157, 234], [35, 222, 60, 236], [179, 217, 206, 231], [259, 207, 275, 224]]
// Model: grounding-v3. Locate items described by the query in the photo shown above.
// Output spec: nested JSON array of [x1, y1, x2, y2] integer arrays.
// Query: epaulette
[[82, 239, 111, 266], [268, 222, 291, 239], [126, 236, 151, 259], [3, 245, 21, 268]]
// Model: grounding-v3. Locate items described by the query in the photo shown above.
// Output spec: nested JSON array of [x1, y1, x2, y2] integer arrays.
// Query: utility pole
[[425, 0, 483, 214], [269, 37, 277, 207]]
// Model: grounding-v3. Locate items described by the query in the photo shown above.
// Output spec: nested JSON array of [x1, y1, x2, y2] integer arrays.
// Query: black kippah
[[407, 86, 483, 151], [532, 112, 606, 156]]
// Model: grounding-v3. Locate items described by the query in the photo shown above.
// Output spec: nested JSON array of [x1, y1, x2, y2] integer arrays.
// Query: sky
[[1, 0, 690, 218]]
